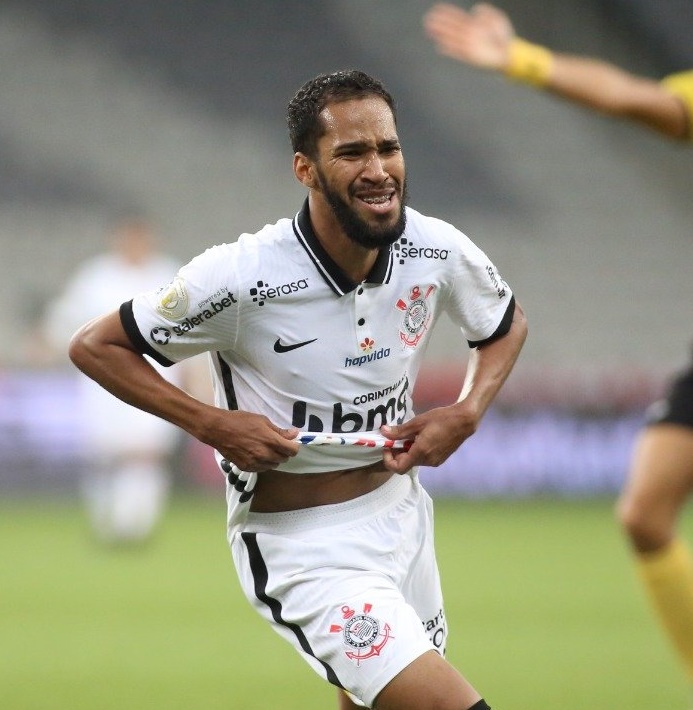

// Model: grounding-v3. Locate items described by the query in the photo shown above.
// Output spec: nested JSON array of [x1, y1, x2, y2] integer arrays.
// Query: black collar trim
[[292, 198, 393, 296]]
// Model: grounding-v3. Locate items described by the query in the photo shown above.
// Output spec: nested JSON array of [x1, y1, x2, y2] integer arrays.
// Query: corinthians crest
[[395, 284, 436, 348], [329, 603, 394, 665]]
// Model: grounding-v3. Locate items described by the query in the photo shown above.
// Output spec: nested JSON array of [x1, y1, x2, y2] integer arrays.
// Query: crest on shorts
[[395, 284, 436, 348], [329, 603, 393, 665]]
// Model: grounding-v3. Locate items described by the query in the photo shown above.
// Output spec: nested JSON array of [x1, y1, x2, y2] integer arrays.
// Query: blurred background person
[[38, 216, 190, 545], [423, 0, 693, 687]]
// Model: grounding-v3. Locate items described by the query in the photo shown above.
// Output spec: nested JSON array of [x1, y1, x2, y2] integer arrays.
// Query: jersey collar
[[292, 198, 394, 296]]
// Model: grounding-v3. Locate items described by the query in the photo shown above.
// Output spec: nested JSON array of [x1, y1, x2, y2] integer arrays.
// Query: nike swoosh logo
[[273, 337, 318, 353]]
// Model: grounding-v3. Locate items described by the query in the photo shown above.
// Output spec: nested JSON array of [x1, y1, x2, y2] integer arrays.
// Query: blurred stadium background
[[2, 0, 692, 496], [1, 0, 692, 707]]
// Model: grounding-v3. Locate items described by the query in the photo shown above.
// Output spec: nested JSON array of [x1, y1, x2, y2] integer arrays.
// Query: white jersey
[[45, 252, 181, 344], [122, 201, 515, 533], [46, 250, 183, 456]]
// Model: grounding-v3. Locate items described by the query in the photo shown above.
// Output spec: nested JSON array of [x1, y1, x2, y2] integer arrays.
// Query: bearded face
[[315, 165, 408, 249]]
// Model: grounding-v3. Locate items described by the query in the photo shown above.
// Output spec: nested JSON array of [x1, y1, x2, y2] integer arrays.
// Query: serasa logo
[[249, 278, 309, 306], [393, 237, 449, 265]]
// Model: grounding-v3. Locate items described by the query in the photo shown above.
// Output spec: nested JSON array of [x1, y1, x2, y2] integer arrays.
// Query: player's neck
[[323, 234, 378, 285], [308, 196, 379, 284]]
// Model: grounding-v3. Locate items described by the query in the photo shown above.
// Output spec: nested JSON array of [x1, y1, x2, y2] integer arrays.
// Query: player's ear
[[293, 152, 318, 188]]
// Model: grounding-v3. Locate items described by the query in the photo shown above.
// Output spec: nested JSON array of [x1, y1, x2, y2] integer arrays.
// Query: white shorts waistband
[[243, 472, 415, 535]]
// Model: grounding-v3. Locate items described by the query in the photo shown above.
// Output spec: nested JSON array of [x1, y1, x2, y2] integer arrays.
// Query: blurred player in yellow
[[424, 0, 693, 686]]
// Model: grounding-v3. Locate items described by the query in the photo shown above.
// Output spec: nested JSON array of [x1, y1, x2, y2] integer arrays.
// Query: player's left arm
[[382, 300, 527, 473]]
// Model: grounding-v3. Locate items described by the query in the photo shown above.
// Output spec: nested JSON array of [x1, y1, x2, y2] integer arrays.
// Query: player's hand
[[197, 409, 299, 472], [380, 403, 480, 474], [424, 2, 514, 71]]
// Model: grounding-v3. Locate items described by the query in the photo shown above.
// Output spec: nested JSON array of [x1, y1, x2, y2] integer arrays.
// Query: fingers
[[382, 409, 469, 471], [381, 422, 420, 473], [266, 425, 301, 458], [424, 4, 470, 42], [272, 423, 301, 443], [381, 422, 414, 441], [218, 416, 299, 472], [472, 2, 497, 18], [424, 1, 511, 69], [383, 447, 417, 474], [264, 422, 300, 450]]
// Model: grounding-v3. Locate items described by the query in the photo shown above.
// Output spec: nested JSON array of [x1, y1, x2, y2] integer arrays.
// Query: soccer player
[[424, 0, 693, 686], [41, 217, 184, 544], [68, 70, 527, 709]]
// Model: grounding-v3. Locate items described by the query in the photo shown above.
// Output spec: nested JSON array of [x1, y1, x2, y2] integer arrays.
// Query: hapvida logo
[[345, 347, 391, 368]]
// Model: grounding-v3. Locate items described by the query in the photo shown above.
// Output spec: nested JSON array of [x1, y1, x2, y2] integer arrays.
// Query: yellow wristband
[[661, 70, 693, 140], [505, 38, 553, 88]]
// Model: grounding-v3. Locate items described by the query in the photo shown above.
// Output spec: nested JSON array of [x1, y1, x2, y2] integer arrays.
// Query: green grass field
[[1, 493, 690, 709]]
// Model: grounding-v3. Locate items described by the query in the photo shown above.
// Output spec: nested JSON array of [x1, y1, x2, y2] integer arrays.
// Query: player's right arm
[[69, 311, 298, 471], [424, 2, 690, 140]]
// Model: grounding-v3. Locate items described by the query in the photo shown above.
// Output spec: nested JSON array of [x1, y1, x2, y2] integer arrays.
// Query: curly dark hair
[[287, 70, 397, 158]]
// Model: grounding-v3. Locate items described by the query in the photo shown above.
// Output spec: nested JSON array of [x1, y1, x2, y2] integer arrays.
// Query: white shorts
[[230, 473, 447, 708]]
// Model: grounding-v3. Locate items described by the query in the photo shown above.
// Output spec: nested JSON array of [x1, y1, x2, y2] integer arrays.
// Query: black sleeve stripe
[[119, 300, 175, 367], [467, 295, 516, 348]]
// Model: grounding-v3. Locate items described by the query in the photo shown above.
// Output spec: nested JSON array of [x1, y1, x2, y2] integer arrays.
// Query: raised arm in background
[[424, 2, 691, 139], [426, 1, 693, 692]]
